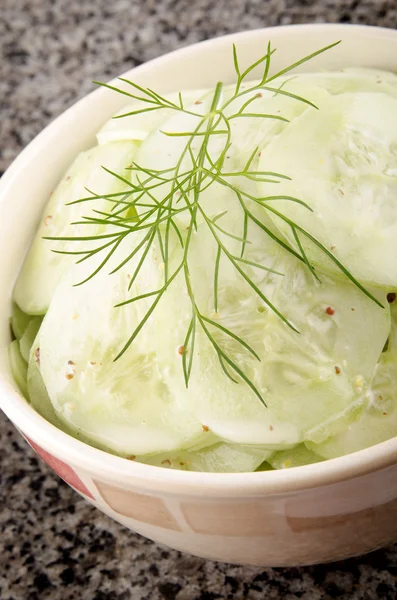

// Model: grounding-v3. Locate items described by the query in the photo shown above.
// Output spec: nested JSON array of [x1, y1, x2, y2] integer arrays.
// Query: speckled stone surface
[[2, 1, 397, 598]]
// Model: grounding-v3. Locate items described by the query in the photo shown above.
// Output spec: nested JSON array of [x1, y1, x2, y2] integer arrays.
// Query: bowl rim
[[2, 22, 397, 496]]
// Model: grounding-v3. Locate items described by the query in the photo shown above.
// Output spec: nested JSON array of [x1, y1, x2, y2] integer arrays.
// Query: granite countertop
[[2, 1, 397, 598]]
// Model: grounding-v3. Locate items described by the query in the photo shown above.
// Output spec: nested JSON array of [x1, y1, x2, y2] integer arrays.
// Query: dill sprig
[[45, 40, 382, 406]]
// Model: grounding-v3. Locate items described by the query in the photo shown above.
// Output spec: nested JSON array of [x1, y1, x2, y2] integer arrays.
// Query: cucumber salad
[[9, 42, 397, 472]]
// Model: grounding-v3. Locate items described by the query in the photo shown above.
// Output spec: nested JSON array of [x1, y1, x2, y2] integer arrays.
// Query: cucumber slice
[[14, 141, 139, 315], [27, 334, 120, 454], [8, 340, 28, 399], [308, 303, 397, 458], [19, 317, 43, 363], [136, 443, 272, 473], [97, 77, 327, 148], [258, 92, 397, 289], [97, 89, 207, 145], [289, 68, 397, 97], [38, 248, 208, 457], [28, 334, 61, 427], [307, 355, 397, 459], [269, 444, 323, 469], [10, 302, 33, 340]]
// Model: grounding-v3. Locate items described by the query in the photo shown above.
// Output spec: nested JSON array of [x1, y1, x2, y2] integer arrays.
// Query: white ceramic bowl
[[2, 24, 397, 567]]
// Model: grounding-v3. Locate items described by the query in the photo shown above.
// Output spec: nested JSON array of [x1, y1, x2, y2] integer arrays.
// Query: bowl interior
[[2, 23, 397, 491]]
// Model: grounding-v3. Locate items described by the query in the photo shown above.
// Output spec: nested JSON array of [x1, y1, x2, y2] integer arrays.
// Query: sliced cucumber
[[10, 302, 33, 340], [258, 92, 397, 289], [38, 246, 208, 457], [28, 333, 121, 454], [8, 340, 28, 399], [97, 77, 326, 148], [14, 71, 397, 471], [289, 68, 397, 97], [136, 442, 272, 473], [19, 317, 43, 363], [28, 334, 61, 426], [308, 304, 397, 458], [97, 89, 207, 145], [14, 141, 139, 315], [269, 444, 323, 469], [307, 355, 397, 459]]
